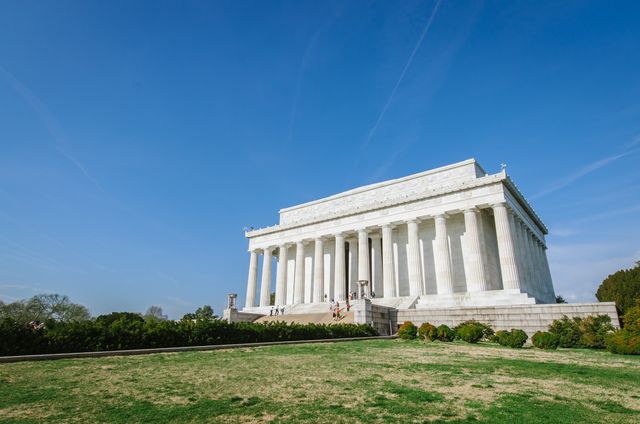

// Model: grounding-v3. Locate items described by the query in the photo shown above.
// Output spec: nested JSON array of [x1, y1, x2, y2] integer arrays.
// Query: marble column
[[293, 241, 305, 304], [370, 234, 383, 297], [313, 238, 324, 303], [381, 224, 396, 298], [540, 243, 556, 302], [533, 239, 546, 300], [275, 244, 288, 306], [434, 214, 454, 295], [512, 217, 530, 294], [334, 234, 346, 301], [259, 248, 272, 307], [407, 219, 424, 296], [245, 250, 259, 308], [357, 229, 370, 293], [529, 234, 543, 300], [463, 208, 487, 292], [347, 238, 358, 296], [492, 203, 521, 291]]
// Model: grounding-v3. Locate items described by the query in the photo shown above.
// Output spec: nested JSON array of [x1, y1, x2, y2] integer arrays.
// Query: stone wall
[[396, 302, 619, 338], [354, 300, 396, 336], [223, 308, 265, 323]]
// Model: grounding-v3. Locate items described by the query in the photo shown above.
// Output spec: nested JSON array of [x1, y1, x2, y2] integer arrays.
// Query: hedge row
[[0, 312, 378, 356]]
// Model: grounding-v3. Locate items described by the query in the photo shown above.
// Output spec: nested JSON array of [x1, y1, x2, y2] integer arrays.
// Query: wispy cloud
[[532, 146, 639, 199], [288, 20, 334, 144], [625, 134, 640, 149], [574, 204, 640, 225], [548, 242, 638, 301], [0, 65, 99, 186], [363, 0, 442, 148]]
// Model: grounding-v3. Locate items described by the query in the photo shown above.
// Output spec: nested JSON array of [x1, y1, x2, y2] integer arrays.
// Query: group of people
[[269, 306, 285, 316], [329, 299, 351, 321]]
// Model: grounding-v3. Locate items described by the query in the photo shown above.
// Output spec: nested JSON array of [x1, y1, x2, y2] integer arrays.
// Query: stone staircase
[[254, 311, 354, 325]]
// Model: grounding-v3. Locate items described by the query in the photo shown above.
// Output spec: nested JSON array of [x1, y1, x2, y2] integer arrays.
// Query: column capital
[[406, 218, 421, 225], [381, 223, 396, 230], [491, 201, 507, 209], [369, 233, 382, 240], [356, 228, 369, 235], [333, 232, 345, 239], [434, 213, 449, 221], [463, 207, 480, 214]]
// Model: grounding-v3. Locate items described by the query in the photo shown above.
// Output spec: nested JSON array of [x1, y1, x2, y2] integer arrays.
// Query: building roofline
[[279, 158, 479, 214]]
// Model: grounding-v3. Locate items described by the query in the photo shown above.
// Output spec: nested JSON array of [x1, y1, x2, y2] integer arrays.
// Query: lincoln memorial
[[229, 159, 618, 335]]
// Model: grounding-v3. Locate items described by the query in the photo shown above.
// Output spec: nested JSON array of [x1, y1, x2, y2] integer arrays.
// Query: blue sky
[[1, 0, 639, 318]]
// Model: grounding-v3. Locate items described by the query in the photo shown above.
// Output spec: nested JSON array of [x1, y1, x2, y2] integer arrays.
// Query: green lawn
[[1, 339, 639, 423]]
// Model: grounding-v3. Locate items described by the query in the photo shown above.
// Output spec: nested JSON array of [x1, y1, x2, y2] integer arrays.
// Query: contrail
[[532, 147, 640, 199], [0, 65, 99, 186], [364, 0, 442, 147]]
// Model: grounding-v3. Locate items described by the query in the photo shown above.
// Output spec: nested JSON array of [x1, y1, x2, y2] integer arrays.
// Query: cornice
[[246, 172, 508, 238]]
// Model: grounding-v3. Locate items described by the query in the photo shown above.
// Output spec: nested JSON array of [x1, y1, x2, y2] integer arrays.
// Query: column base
[[416, 289, 536, 309]]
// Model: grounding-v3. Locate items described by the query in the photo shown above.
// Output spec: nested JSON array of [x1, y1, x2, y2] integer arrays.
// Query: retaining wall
[[396, 302, 619, 337]]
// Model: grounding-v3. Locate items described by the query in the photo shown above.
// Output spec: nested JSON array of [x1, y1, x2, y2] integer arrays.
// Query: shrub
[[532, 331, 560, 349], [579, 315, 615, 349], [548, 316, 583, 348], [454, 320, 494, 341], [495, 329, 528, 348], [606, 299, 640, 355], [398, 321, 417, 340], [417, 323, 437, 341], [0, 314, 378, 356], [436, 324, 455, 342], [455, 322, 484, 343]]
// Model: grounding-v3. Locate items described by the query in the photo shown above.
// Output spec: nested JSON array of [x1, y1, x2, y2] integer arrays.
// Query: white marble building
[[241, 159, 556, 314]]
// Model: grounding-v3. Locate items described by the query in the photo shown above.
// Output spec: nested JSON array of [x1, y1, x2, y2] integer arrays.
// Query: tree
[[144, 306, 167, 321], [555, 295, 567, 304], [182, 305, 216, 321], [195, 305, 214, 320], [595, 262, 640, 316], [0, 294, 90, 323]]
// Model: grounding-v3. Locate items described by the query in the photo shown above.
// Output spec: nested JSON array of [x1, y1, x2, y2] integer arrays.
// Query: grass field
[[1, 339, 639, 423]]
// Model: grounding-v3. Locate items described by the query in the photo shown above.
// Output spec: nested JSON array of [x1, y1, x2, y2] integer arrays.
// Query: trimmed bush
[[436, 324, 455, 342], [454, 320, 494, 342], [398, 321, 417, 340], [495, 329, 528, 348], [548, 316, 583, 348], [606, 299, 640, 355], [0, 315, 378, 357], [455, 322, 484, 343], [417, 323, 437, 341], [532, 331, 560, 349]]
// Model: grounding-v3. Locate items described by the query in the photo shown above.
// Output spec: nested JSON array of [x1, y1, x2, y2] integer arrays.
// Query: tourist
[[275, 306, 279, 315], [270, 308, 273, 316], [281, 307, 285, 315], [346, 303, 350, 312]]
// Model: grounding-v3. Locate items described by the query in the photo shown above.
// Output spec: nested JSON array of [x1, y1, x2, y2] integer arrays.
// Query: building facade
[[242, 159, 556, 314]]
